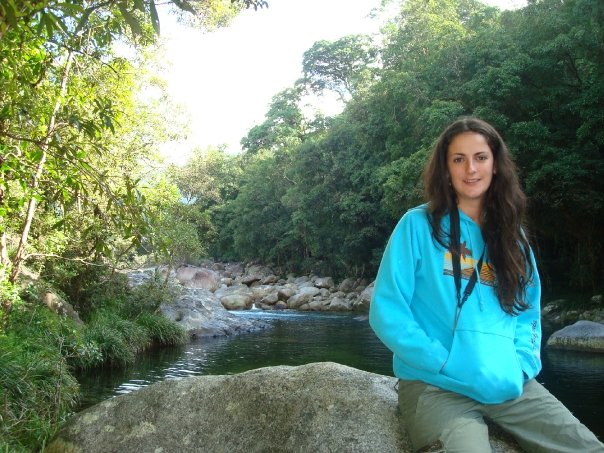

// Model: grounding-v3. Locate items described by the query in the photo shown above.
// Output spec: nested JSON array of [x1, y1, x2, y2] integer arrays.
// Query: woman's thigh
[[484, 380, 604, 453], [397, 380, 492, 453]]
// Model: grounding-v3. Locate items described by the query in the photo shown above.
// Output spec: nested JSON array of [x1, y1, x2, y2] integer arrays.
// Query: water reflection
[[76, 311, 603, 439], [538, 349, 604, 438]]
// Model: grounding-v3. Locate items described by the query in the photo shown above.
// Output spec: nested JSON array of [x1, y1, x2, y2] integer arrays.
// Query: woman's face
[[446, 132, 495, 210]]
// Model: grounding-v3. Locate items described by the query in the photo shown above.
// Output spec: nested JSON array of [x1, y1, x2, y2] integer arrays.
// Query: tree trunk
[[0, 232, 8, 268], [9, 50, 74, 283]]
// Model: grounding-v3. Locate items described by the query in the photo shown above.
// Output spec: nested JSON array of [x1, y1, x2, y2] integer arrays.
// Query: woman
[[369, 117, 603, 452]]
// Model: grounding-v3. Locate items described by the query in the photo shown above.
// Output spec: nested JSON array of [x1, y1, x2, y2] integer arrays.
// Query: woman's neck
[[458, 201, 483, 225]]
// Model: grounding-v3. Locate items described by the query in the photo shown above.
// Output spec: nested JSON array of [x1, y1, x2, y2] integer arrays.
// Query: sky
[[157, 0, 526, 164]]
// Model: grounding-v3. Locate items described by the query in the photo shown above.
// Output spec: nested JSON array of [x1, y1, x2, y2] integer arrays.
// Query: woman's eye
[[476, 155, 488, 161], [453, 157, 463, 163]]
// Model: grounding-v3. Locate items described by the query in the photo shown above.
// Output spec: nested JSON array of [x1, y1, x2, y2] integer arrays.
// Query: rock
[[240, 264, 275, 285], [308, 299, 326, 311], [175, 266, 220, 291], [338, 277, 357, 293], [223, 262, 244, 278], [546, 320, 604, 352], [250, 285, 273, 301], [220, 294, 252, 310], [160, 288, 266, 338], [261, 274, 279, 284], [220, 277, 234, 286], [246, 263, 274, 276], [125, 267, 161, 288], [46, 363, 523, 453], [214, 284, 253, 300], [240, 274, 261, 285], [354, 284, 374, 312], [314, 277, 335, 289], [41, 292, 84, 326], [287, 286, 321, 309], [260, 291, 279, 305], [328, 297, 351, 311], [297, 280, 315, 289], [277, 286, 296, 301]]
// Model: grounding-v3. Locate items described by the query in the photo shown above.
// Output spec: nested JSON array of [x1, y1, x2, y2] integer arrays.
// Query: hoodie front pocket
[[440, 329, 523, 402]]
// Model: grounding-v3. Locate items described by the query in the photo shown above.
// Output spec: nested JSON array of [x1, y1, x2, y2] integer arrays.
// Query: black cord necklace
[[449, 207, 485, 310]]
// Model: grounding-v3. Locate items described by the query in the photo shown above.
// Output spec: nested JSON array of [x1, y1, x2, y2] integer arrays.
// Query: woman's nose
[[466, 160, 476, 173]]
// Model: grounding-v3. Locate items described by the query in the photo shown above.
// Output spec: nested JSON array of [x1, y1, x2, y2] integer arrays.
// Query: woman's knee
[[398, 381, 490, 452]]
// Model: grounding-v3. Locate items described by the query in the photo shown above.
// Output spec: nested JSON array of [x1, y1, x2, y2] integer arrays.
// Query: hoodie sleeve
[[369, 212, 449, 374], [514, 248, 542, 381]]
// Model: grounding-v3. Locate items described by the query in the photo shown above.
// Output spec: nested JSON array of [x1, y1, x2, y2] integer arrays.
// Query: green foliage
[[241, 87, 309, 153], [191, 0, 603, 292], [302, 34, 379, 102], [135, 312, 188, 345], [379, 147, 430, 218], [126, 274, 182, 319], [1, 304, 80, 451], [141, 176, 206, 266], [83, 310, 150, 365], [40, 260, 120, 321], [224, 149, 298, 265]]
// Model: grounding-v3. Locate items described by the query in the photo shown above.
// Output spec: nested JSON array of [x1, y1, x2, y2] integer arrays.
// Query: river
[[76, 310, 604, 440]]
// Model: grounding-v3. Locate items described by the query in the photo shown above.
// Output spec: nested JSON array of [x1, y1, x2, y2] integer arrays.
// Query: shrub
[[135, 312, 188, 345], [0, 330, 79, 451], [83, 311, 151, 365], [122, 272, 181, 319]]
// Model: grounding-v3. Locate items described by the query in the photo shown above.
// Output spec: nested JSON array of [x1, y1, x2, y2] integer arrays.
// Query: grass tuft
[[135, 312, 188, 345]]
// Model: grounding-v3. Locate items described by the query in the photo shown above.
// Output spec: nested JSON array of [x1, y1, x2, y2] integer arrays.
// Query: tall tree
[[302, 34, 379, 102]]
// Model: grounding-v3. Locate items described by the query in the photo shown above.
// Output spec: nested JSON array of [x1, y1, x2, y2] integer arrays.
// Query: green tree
[[241, 87, 308, 154], [302, 34, 379, 102], [0, 0, 264, 299]]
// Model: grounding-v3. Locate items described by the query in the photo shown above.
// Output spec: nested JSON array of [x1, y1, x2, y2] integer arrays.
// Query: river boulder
[[287, 286, 321, 309], [546, 320, 604, 352], [45, 362, 522, 453], [160, 288, 266, 337], [175, 265, 220, 291], [314, 276, 335, 289]]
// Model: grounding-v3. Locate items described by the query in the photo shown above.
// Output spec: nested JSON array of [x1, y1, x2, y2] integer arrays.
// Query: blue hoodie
[[369, 204, 542, 404]]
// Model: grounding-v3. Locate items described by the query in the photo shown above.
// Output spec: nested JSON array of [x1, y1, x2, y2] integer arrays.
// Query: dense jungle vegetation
[[191, 0, 604, 296], [1, 0, 603, 450]]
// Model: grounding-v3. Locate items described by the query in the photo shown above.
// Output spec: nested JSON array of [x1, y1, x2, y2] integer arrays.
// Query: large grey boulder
[[546, 320, 604, 352], [354, 283, 374, 312], [219, 294, 252, 310], [46, 363, 522, 453], [175, 266, 220, 291], [160, 288, 267, 337], [215, 284, 254, 310], [287, 286, 321, 309], [42, 291, 84, 326], [314, 276, 335, 289]]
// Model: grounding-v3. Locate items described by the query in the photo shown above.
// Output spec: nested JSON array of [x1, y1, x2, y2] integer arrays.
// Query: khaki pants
[[398, 379, 604, 453]]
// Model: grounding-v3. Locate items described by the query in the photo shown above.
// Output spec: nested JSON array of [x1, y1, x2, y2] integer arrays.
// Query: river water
[[76, 310, 604, 440]]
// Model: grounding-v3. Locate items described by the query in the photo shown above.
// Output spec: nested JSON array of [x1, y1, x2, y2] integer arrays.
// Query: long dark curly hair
[[423, 117, 533, 314]]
